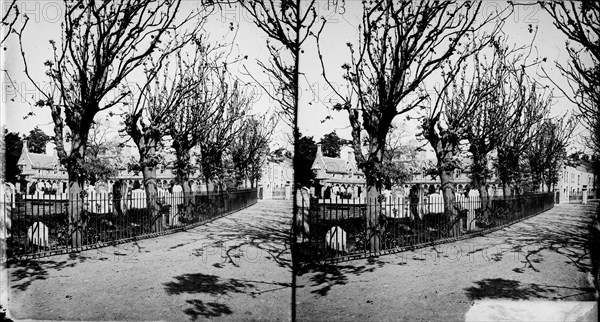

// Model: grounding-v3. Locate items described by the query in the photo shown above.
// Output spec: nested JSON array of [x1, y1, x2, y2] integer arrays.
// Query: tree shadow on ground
[[163, 273, 254, 319], [465, 278, 596, 301], [164, 201, 293, 319], [8, 253, 96, 291], [297, 257, 387, 296], [484, 205, 596, 274], [190, 201, 293, 269]]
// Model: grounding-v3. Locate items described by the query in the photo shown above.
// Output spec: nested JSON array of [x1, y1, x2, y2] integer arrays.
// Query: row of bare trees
[[13, 0, 274, 246], [312, 1, 579, 251]]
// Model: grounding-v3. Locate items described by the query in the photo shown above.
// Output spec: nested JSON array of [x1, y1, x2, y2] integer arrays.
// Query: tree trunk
[[477, 184, 490, 226], [365, 183, 383, 252], [142, 165, 162, 232], [174, 147, 195, 220], [67, 138, 87, 248], [363, 145, 386, 252], [67, 171, 85, 247], [440, 169, 459, 237]]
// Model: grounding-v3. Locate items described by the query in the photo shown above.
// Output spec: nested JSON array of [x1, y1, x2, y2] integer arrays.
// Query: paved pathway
[[297, 203, 599, 321], [7, 199, 292, 321]]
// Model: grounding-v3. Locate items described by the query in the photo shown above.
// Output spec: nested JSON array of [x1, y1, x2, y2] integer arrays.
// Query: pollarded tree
[[167, 36, 237, 214], [125, 35, 207, 232], [18, 0, 201, 246], [461, 34, 541, 218], [318, 0, 504, 250], [198, 78, 251, 193], [494, 75, 550, 197], [420, 53, 500, 236]]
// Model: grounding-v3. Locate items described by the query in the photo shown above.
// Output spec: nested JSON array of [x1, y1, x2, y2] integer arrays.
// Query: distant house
[[17, 140, 68, 194], [311, 144, 365, 198], [309, 144, 505, 199], [15, 141, 213, 195], [257, 155, 293, 200], [555, 160, 597, 203]]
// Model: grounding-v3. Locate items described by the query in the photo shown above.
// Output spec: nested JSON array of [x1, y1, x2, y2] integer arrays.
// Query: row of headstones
[[22, 187, 189, 247], [83, 188, 187, 213], [321, 191, 488, 253], [24, 180, 207, 196]]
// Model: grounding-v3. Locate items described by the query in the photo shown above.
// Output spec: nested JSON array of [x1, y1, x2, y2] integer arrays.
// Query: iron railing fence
[[3, 189, 257, 259], [297, 193, 554, 262]]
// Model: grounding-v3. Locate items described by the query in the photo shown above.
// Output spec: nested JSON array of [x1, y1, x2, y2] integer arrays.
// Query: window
[[577, 175, 580, 185]]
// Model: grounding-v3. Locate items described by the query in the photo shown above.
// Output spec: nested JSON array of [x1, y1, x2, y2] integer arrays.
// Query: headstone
[[172, 185, 183, 194], [28, 222, 49, 247], [130, 189, 147, 209], [428, 193, 444, 214], [325, 226, 347, 253], [95, 182, 109, 193]]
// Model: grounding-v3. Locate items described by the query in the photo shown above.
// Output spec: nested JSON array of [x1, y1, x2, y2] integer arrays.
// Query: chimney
[[316, 143, 322, 156], [22, 139, 29, 153], [347, 149, 354, 162]]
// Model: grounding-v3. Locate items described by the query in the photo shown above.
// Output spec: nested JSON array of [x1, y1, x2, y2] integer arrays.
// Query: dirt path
[[7, 199, 293, 321], [297, 203, 598, 321]]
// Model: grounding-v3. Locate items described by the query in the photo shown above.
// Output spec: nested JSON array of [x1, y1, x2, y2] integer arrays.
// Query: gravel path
[[297, 203, 598, 321], [7, 199, 292, 321]]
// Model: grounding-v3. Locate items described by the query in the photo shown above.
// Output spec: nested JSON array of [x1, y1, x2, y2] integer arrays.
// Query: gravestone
[[428, 193, 444, 214], [95, 182, 109, 193], [325, 226, 347, 253], [28, 222, 49, 247], [130, 189, 147, 209]]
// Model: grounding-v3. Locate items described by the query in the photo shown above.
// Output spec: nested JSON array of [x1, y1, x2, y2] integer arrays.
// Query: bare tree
[[124, 33, 207, 232], [541, 2, 600, 192], [317, 0, 504, 250], [494, 71, 551, 197], [420, 56, 499, 236], [461, 34, 540, 222], [197, 77, 252, 193], [1, 0, 19, 46], [167, 36, 245, 216], [17, 0, 201, 246], [240, 0, 321, 126], [230, 114, 276, 188]]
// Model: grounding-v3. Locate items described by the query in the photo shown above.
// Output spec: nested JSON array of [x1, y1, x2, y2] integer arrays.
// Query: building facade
[[555, 161, 597, 203], [16, 141, 213, 195], [257, 156, 293, 200], [310, 144, 506, 199]]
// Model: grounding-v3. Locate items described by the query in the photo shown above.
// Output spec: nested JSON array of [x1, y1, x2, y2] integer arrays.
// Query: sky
[[295, 1, 592, 154], [0, 1, 593, 156]]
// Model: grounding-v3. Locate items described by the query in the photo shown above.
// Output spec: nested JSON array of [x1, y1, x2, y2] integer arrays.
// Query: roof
[[321, 156, 354, 174], [18, 151, 61, 170]]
